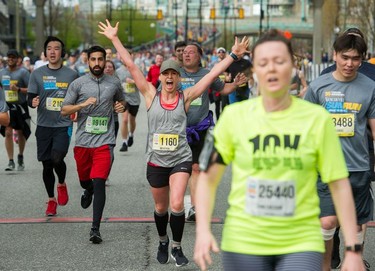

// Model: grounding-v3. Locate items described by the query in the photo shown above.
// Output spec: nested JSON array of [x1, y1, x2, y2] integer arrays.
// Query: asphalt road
[[0, 100, 374, 271]]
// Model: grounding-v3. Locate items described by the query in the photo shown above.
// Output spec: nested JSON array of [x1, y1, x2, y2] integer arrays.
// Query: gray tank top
[[146, 91, 192, 167]]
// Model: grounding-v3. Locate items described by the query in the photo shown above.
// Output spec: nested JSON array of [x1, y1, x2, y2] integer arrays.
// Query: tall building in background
[[0, 1, 28, 55], [78, 0, 121, 14]]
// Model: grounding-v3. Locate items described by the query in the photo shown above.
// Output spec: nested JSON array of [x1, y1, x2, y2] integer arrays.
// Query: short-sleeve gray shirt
[[304, 73, 375, 171], [179, 67, 224, 126], [0, 67, 30, 104], [28, 65, 78, 127], [116, 65, 141, 106], [62, 73, 124, 148], [0, 88, 8, 112]]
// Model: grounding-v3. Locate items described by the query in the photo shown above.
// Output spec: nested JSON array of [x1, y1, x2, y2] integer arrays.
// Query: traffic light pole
[[259, 0, 263, 35], [185, 0, 189, 42]]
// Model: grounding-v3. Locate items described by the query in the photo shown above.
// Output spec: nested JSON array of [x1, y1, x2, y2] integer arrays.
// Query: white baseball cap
[[216, 47, 226, 53]]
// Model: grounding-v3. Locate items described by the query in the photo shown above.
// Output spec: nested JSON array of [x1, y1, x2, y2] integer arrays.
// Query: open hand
[[98, 19, 119, 41], [231, 36, 250, 59], [194, 231, 220, 271], [234, 73, 248, 86]]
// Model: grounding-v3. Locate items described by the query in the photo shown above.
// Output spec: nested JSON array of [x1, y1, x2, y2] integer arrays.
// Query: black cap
[[7, 49, 19, 57]]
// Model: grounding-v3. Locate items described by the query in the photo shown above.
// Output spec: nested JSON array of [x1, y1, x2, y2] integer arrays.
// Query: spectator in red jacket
[[147, 53, 164, 87]]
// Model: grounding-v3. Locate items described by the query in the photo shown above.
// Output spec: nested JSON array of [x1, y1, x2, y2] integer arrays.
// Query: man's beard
[[90, 65, 104, 76]]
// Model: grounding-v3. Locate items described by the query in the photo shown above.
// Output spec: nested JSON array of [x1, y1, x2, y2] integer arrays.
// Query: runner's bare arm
[[98, 19, 155, 107], [194, 163, 225, 271], [185, 37, 250, 105], [61, 97, 97, 116]]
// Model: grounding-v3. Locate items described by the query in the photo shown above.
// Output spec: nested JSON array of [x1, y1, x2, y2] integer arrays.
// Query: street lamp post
[[199, 0, 202, 42], [259, 0, 263, 35], [266, 0, 270, 30], [185, 0, 189, 42], [224, 6, 229, 49], [128, 8, 133, 48], [174, 0, 178, 41], [233, 5, 237, 35], [210, 6, 216, 49], [16, 0, 20, 51], [213, 12, 216, 49]]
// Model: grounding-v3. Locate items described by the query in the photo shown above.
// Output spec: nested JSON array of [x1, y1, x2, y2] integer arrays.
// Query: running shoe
[[119, 142, 128, 152], [57, 184, 69, 206], [171, 247, 189, 267], [186, 206, 196, 222], [17, 155, 24, 171], [5, 160, 15, 171], [89, 227, 102, 244], [157, 238, 169, 264], [81, 189, 93, 209], [45, 199, 57, 216], [128, 136, 134, 147]]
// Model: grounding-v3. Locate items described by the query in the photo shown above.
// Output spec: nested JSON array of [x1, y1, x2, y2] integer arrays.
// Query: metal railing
[[303, 62, 333, 83]]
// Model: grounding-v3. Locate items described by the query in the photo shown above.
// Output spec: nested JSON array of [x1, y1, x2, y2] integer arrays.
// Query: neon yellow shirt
[[214, 96, 348, 255]]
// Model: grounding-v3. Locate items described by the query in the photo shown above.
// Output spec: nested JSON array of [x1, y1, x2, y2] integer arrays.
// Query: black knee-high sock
[[80, 180, 94, 194], [154, 211, 169, 237], [42, 160, 55, 198], [332, 227, 341, 258], [54, 160, 67, 184], [92, 179, 106, 229], [170, 210, 185, 243]]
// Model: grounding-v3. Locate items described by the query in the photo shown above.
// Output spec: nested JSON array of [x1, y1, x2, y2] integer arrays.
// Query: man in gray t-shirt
[[62, 45, 125, 244], [116, 60, 141, 152], [180, 42, 246, 222], [28, 36, 79, 217], [304, 32, 375, 270], [0, 49, 31, 171]]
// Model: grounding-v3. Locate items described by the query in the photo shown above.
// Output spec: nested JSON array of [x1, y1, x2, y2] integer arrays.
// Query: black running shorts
[[318, 171, 374, 224], [35, 126, 72, 161], [146, 161, 192, 188]]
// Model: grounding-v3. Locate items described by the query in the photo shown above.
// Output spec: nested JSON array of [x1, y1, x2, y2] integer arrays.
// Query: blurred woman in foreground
[[193, 29, 364, 271]]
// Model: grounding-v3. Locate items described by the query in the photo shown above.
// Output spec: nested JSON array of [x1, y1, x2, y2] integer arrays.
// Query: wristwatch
[[345, 244, 362, 252]]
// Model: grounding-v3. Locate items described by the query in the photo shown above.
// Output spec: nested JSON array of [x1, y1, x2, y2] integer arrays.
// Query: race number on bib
[[2, 76, 18, 102], [152, 133, 179, 151], [245, 178, 296, 217], [85, 116, 109, 134], [46, 97, 64, 111], [331, 113, 355, 137], [123, 82, 136, 93], [4, 90, 18, 102]]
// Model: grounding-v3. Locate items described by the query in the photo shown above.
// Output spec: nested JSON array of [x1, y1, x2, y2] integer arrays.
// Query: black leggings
[[42, 158, 67, 198], [222, 251, 323, 271]]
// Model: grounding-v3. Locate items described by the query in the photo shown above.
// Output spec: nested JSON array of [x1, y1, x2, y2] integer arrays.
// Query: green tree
[[93, 6, 158, 48], [345, 0, 375, 53], [54, 6, 85, 51]]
